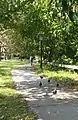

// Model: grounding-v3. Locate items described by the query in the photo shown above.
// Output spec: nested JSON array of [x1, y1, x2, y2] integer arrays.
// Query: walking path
[[11, 64, 78, 120], [59, 64, 78, 70]]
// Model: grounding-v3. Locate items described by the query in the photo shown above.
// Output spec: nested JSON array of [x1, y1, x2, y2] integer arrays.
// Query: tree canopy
[[0, 0, 78, 64]]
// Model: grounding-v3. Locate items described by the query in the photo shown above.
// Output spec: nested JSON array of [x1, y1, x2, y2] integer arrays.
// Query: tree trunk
[[0, 46, 1, 61]]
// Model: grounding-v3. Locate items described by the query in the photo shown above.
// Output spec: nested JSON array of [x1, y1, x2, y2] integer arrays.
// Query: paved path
[[12, 64, 78, 120], [59, 64, 78, 70]]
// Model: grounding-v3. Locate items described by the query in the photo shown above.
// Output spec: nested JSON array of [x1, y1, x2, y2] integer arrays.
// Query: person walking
[[30, 56, 33, 66]]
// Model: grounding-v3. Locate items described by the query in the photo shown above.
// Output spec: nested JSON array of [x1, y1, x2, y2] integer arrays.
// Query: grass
[[34, 63, 78, 86], [0, 59, 35, 120]]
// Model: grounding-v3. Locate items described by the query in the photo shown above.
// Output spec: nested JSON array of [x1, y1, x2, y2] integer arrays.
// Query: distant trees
[[0, 0, 78, 64]]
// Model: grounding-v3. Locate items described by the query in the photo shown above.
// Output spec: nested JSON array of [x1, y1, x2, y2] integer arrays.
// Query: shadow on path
[[11, 64, 78, 120]]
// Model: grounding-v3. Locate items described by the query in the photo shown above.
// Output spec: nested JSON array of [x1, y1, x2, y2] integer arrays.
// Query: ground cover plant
[[34, 63, 78, 88], [0, 60, 35, 120]]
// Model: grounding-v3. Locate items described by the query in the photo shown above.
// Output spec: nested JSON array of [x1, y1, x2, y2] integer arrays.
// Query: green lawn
[[34, 64, 78, 87], [0, 60, 35, 120]]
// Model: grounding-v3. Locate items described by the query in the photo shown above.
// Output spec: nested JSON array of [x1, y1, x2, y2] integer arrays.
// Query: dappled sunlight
[[12, 64, 78, 120], [50, 90, 78, 100], [18, 85, 78, 101], [12, 67, 78, 103], [42, 69, 78, 80], [0, 88, 16, 97], [0, 60, 35, 120]]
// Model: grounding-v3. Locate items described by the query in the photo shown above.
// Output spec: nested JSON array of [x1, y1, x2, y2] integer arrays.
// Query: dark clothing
[[30, 57, 33, 65]]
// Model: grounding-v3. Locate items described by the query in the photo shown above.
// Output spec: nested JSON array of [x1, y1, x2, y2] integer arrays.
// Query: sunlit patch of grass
[[0, 88, 16, 98], [0, 59, 28, 88], [42, 69, 78, 80], [34, 64, 78, 86], [0, 59, 35, 120]]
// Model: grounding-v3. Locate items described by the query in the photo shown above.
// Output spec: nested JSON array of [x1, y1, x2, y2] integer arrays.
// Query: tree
[[0, 0, 78, 64]]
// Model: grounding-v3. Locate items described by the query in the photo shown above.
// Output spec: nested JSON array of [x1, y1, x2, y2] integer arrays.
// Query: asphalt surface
[[11, 64, 78, 120]]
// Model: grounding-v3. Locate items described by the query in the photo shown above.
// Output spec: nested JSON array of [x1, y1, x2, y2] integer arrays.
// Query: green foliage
[[0, 60, 35, 120], [34, 63, 78, 86], [0, 0, 78, 64], [0, 60, 27, 88], [0, 94, 35, 120]]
